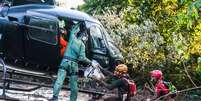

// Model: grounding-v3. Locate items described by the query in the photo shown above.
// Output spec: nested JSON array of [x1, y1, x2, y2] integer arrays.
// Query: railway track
[[1, 62, 198, 101], [0, 59, 115, 100]]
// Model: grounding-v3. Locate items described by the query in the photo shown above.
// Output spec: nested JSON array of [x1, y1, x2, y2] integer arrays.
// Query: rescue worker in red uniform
[[150, 70, 169, 96], [149, 70, 175, 101]]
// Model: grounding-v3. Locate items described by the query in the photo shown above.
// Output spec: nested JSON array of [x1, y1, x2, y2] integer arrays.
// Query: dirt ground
[[0, 87, 91, 101], [1, 87, 201, 101], [0, 74, 200, 101]]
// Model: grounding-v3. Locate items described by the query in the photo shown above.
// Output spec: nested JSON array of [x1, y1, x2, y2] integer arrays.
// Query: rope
[[155, 86, 201, 101]]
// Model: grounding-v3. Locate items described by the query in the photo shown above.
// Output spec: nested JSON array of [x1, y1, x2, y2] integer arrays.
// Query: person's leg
[[70, 75, 78, 101], [69, 62, 78, 101], [52, 68, 67, 98]]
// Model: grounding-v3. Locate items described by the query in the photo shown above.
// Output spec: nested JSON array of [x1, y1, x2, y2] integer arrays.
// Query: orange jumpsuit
[[60, 36, 67, 56]]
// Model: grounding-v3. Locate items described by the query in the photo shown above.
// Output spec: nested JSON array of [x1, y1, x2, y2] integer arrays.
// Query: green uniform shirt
[[62, 23, 91, 64]]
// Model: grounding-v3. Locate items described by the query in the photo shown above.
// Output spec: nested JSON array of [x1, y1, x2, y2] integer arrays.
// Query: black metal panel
[[0, 18, 8, 53], [4, 21, 25, 59], [12, 0, 55, 6], [24, 14, 60, 69], [0, 3, 123, 71], [7, 4, 99, 24], [25, 38, 60, 68]]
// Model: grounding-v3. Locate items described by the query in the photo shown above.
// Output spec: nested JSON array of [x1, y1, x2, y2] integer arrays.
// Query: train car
[[0, 0, 123, 74]]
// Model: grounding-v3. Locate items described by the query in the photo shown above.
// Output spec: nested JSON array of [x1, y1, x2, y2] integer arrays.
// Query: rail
[[0, 58, 106, 100]]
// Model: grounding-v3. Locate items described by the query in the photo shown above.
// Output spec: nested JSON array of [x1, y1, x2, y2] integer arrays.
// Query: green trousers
[[53, 61, 78, 101]]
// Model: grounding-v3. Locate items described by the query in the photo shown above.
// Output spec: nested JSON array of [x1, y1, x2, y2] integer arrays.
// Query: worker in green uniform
[[49, 21, 98, 101]]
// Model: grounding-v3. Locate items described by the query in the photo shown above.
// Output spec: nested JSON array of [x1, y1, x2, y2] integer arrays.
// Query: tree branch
[[182, 61, 197, 87], [155, 86, 201, 101]]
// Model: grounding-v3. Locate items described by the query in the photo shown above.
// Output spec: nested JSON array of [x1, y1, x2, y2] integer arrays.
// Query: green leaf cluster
[[80, 0, 201, 92]]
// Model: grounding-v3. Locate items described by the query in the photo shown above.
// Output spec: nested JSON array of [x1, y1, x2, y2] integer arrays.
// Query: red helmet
[[150, 70, 163, 80]]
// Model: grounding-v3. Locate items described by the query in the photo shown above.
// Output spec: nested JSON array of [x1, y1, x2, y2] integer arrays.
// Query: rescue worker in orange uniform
[[59, 28, 67, 56]]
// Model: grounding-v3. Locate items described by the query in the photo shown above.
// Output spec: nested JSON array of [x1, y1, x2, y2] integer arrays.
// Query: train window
[[28, 17, 57, 45], [90, 25, 106, 49]]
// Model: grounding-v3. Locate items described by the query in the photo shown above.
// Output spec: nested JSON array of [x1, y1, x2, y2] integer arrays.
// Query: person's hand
[[144, 83, 152, 91], [144, 83, 155, 94], [91, 76, 97, 80], [91, 76, 100, 82], [144, 83, 149, 89], [91, 60, 100, 68]]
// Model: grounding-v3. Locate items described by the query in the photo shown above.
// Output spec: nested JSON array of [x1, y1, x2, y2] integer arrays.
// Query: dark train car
[[0, 0, 123, 73]]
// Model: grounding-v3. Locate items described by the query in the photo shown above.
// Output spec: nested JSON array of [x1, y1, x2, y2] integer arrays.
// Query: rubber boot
[[70, 75, 78, 101], [52, 69, 67, 97]]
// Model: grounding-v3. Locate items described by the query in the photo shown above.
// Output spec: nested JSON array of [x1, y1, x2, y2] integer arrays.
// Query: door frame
[[23, 11, 61, 68]]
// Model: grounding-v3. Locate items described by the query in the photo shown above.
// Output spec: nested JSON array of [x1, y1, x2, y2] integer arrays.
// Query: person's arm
[[68, 23, 80, 43], [151, 85, 161, 100], [78, 42, 91, 65], [144, 83, 154, 93], [98, 79, 123, 90], [99, 67, 114, 76]]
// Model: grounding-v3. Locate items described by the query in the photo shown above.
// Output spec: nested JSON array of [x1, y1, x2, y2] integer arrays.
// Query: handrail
[[0, 58, 6, 97]]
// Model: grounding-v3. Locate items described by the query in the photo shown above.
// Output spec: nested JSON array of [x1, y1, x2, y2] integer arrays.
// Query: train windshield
[[1, 0, 55, 6]]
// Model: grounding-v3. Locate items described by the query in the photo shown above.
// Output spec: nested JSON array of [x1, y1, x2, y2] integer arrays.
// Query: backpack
[[163, 81, 177, 98], [123, 78, 137, 95]]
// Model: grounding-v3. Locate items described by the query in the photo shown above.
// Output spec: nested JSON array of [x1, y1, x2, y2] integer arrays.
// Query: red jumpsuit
[[155, 80, 169, 97]]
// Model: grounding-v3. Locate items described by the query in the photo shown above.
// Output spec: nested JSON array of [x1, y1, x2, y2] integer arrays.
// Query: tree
[[79, 0, 128, 15], [80, 0, 201, 90]]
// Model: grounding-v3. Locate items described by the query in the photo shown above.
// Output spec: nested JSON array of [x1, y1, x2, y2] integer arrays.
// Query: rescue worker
[[59, 28, 67, 56], [49, 22, 98, 101], [147, 70, 176, 101], [94, 64, 137, 101]]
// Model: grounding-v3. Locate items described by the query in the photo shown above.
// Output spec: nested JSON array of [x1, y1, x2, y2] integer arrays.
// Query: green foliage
[[80, 0, 201, 91], [78, 0, 128, 15], [196, 57, 201, 73]]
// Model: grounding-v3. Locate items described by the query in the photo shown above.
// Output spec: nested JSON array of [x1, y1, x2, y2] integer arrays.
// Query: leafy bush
[[79, 0, 201, 91]]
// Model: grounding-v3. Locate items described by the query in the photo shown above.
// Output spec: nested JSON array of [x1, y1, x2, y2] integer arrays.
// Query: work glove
[[91, 60, 100, 68], [91, 76, 103, 84]]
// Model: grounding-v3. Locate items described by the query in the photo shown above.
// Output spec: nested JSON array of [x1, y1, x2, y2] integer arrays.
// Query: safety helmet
[[114, 64, 128, 74], [150, 70, 163, 80]]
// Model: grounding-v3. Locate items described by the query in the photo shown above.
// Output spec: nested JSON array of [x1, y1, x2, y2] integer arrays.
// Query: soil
[[0, 86, 91, 101]]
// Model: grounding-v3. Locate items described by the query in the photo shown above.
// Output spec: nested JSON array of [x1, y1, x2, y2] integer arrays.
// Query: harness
[[59, 57, 78, 76], [122, 78, 137, 96], [63, 56, 78, 62]]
